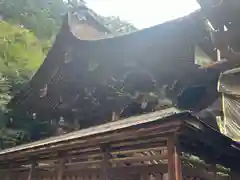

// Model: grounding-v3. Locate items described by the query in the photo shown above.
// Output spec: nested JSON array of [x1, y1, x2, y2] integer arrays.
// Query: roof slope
[[9, 10, 209, 125]]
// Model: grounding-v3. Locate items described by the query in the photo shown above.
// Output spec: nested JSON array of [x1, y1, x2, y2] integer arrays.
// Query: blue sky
[[86, 0, 200, 29]]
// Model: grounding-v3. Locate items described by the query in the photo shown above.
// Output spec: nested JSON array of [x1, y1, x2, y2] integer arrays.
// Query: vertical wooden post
[[174, 140, 183, 180], [28, 161, 37, 180], [57, 158, 65, 180], [167, 136, 183, 180], [100, 144, 111, 180], [167, 136, 175, 180], [5, 163, 13, 180], [5, 169, 11, 180]]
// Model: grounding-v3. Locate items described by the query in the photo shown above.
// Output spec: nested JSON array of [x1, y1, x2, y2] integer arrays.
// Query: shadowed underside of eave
[[8, 10, 216, 126]]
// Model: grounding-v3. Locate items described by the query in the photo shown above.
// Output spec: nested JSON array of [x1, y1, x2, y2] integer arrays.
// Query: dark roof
[[9, 10, 212, 125], [69, 6, 112, 34]]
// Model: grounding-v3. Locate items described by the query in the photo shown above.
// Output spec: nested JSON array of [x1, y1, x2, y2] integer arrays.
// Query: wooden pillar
[[167, 136, 183, 180], [167, 137, 175, 180], [5, 170, 11, 180], [100, 144, 111, 180], [28, 161, 37, 180], [57, 158, 65, 180], [5, 163, 13, 180], [174, 141, 182, 180]]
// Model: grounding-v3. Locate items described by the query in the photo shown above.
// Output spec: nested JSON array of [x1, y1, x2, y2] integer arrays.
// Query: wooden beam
[[27, 161, 37, 180], [66, 154, 167, 168], [0, 108, 180, 159], [167, 136, 175, 180], [57, 155, 65, 180], [5, 168, 11, 180], [100, 144, 111, 180], [113, 146, 167, 156], [174, 138, 183, 180]]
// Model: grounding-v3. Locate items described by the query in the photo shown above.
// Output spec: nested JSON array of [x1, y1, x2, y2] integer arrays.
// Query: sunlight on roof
[[86, 0, 200, 29]]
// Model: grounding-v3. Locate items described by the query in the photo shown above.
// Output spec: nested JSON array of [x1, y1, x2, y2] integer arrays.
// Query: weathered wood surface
[[5, 165, 231, 180], [0, 108, 180, 157]]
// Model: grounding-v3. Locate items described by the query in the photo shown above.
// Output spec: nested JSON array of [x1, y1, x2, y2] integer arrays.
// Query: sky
[[86, 0, 201, 29]]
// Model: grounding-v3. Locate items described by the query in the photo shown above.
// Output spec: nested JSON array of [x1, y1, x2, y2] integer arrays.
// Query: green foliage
[[0, 21, 45, 148], [0, 0, 67, 39], [0, 21, 44, 94]]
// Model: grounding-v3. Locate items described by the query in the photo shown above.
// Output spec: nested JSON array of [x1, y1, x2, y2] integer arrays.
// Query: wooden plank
[[63, 146, 167, 164], [113, 146, 167, 156], [167, 136, 175, 180], [64, 154, 167, 168], [100, 145, 111, 180], [57, 158, 64, 180], [38, 134, 168, 162], [0, 148, 168, 172], [111, 135, 168, 149], [2, 132, 170, 165], [5, 171, 10, 180], [174, 140, 182, 180], [6, 164, 169, 179], [0, 108, 181, 156], [27, 161, 36, 180], [3, 124, 178, 163], [5, 163, 13, 180]]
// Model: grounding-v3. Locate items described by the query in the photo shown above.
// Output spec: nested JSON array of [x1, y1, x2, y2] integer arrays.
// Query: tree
[[0, 0, 67, 39], [0, 21, 44, 95], [0, 21, 45, 148]]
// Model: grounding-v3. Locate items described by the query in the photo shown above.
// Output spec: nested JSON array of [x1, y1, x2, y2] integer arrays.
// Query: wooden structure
[[1, 108, 240, 180], [8, 9, 219, 130], [4, 3, 240, 179]]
